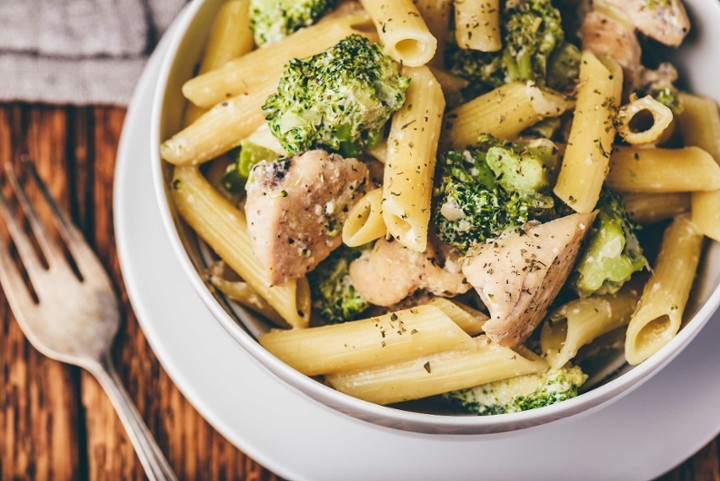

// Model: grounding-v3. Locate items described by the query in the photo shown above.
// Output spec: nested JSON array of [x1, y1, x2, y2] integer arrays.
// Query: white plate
[[115, 18, 720, 481]]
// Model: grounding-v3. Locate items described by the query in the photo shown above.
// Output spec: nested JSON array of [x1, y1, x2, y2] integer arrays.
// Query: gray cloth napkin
[[0, 0, 186, 106]]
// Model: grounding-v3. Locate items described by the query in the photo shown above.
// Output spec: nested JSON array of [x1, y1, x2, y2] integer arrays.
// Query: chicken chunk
[[245, 150, 369, 285], [349, 238, 470, 306], [580, 8, 643, 85], [462, 212, 597, 348], [597, 0, 690, 47]]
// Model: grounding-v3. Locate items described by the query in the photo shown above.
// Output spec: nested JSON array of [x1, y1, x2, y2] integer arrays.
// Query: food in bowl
[[159, 0, 720, 417]]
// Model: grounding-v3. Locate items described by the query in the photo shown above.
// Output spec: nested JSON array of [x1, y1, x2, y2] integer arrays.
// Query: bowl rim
[[150, 0, 720, 434]]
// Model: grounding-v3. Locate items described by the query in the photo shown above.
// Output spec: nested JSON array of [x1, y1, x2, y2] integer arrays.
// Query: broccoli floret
[[250, 0, 338, 46], [447, 0, 573, 99], [547, 41, 581, 92], [263, 35, 410, 157], [445, 365, 587, 415], [308, 246, 370, 323], [221, 140, 280, 193], [433, 134, 558, 253], [572, 190, 648, 297]]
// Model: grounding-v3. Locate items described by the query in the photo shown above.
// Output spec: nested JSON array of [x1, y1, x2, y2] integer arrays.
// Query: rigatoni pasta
[[413, 0, 452, 67], [616, 95, 674, 146], [541, 286, 641, 369], [326, 337, 547, 405], [625, 216, 704, 365], [171, 166, 310, 328], [554, 51, 623, 213], [623, 193, 691, 224], [259, 305, 473, 375], [382, 66, 445, 252], [445, 81, 573, 149], [342, 188, 386, 247], [606, 146, 720, 193], [454, 0, 501, 52], [678, 92, 720, 241], [359, 0, 437, 67]]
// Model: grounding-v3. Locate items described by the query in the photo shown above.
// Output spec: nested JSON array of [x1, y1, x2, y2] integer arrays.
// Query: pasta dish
[[160, 0, 720, 415]]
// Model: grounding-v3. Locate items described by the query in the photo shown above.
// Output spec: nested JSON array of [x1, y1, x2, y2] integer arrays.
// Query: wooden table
[[0, 103, 717, 481]]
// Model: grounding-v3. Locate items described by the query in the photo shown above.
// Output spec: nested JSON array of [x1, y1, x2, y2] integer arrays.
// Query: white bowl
[[151, 0, 720, 435]]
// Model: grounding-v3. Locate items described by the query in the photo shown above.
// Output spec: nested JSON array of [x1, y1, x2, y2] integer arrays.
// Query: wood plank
[[0, 104, 81, 481]]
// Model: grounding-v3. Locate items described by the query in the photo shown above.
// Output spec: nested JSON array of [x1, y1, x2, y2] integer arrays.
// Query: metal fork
[[0, 161, 177, 481]]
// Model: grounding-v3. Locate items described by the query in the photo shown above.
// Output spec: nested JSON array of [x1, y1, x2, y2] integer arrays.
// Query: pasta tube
[[342, 188, 387, 247], [161, 79, 276, 165], [413, 0, 452, 67], [209, 274, 285, 327], [424, 298, 487, 336], [259, 305, 473, 375], [678, 92, 720, 241], [182, 13, 374, 108], [454, 0, 501, 52], [326, 337, 548, 405], [616, 95, 674, 146], [623, 192, 691, 224], [541, 286, 641, 369], [184, 0, 255, 124], [359, 0, 437, 67], [445, 81, 573, 149], [625, 216, 704, 365], [554, 51, 623, 213], [607, 146, 720, 193], [383, 66, 445, 252], [171, 166, 310, 328]]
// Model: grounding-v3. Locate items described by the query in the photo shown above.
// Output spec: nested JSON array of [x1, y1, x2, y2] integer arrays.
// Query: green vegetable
[[221, 140, 280, 193], [652, 86, 684, 115], [572, 190, 648, 297], [308, 246, 370, 323], [445, 365, 587, 415], [433, 134, 558, 253], [447, 0, 576, 99], [250, 0, 338, 46], [263, 34, 410, 157]]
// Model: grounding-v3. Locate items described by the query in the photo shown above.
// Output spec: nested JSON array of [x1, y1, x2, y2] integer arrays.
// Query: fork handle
[[91, 356, 178, 481]]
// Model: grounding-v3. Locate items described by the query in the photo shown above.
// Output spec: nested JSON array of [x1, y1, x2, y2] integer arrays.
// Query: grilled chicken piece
[[580, 8, 643, 85], [349, 237, 470, 306], [245, 149, 369, 285], [597, 0, 690, 47], [462, 212, 597, 348]]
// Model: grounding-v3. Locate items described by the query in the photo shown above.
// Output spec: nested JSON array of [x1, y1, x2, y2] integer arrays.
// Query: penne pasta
[[424, 298, 487, 336], [445, 81, 573, 149], [678, 92, 720, 241], [554, 51, 623, 213], [342, 188, 387, 247], [171, 166, 310, 328], [326, 336, 548, 405], [616, 95, 674, 146], [383, 66, 445, 252], [184, 0, 255, 124], [182, 13, 374, 108], [625, 216, 704, 365], [161, 80, 276, 165], [623, 192, 691, 224], [209, 273, 286, 327], [454, 0, 502, 52], [606, 146, 720, 193], [366, 140, 388, 164], [541, 286, 641, 369], [359, 0, 437, 67], [413, 0, 452, 67], [259, 305, 474, 375]]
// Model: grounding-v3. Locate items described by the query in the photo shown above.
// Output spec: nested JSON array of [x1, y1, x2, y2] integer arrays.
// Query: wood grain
[[0, 102, 716, 480]]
